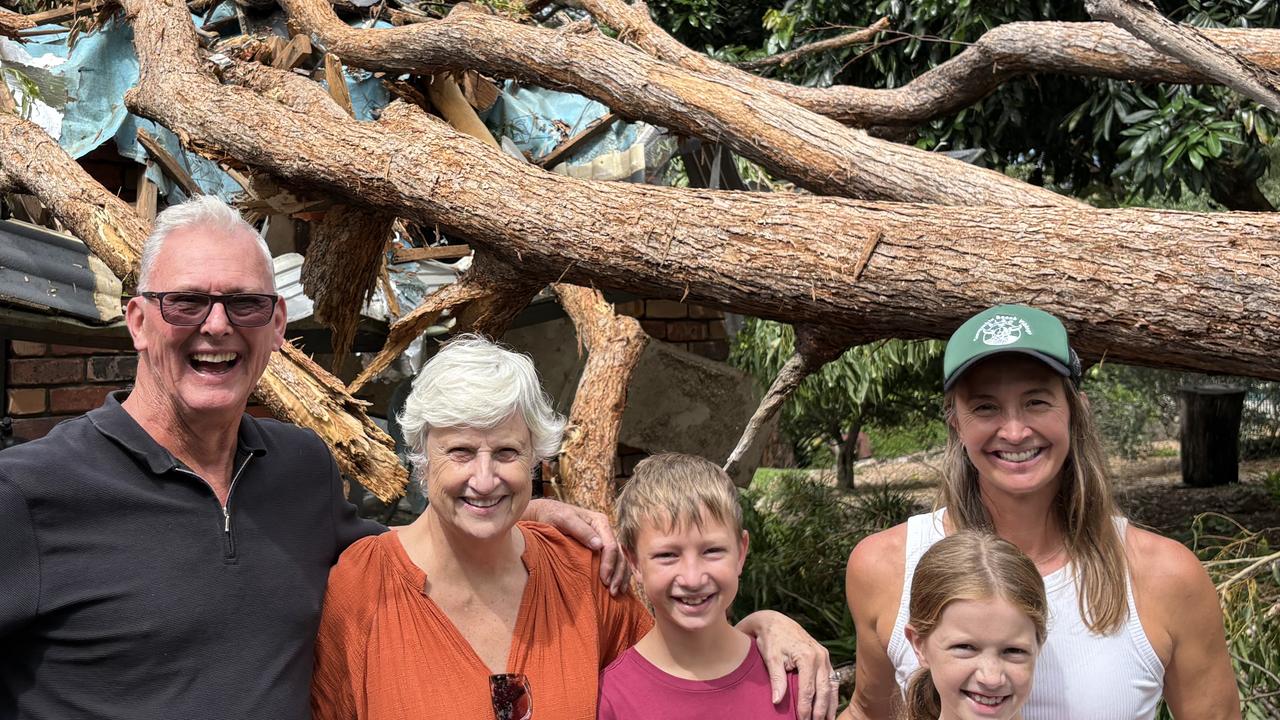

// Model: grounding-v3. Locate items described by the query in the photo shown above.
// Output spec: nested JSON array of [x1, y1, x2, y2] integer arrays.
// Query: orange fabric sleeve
[[592, 550, 654, 667], [311, 536, 379, 720]]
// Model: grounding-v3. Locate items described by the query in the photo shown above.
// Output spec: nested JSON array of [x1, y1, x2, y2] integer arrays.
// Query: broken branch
[[735, 17, 890, 71]]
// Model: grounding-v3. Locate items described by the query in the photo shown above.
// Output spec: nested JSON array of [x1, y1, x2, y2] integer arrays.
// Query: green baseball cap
[[943, 304, 1080, 391]]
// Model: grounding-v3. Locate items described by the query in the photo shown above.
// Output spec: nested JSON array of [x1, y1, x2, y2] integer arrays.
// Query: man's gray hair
[[399, 334, 566, 479], [137, 195, 273, 291]]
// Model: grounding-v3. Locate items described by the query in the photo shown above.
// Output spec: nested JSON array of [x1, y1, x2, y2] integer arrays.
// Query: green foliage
[[1082, 363, 1280, 460], [734, 469, 916, 665], [865, 419, 947, 458], [729, 318, 942, 478], [0, 67, 41, 121], [1187, 515, 1280, 719]]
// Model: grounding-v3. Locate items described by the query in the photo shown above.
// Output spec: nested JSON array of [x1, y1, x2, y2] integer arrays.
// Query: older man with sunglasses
[[0, 197, 669, 720]]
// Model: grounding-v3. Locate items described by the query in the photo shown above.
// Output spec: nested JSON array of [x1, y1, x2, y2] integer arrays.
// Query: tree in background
[[731, 319, 942, 488], [650, 0, 1278, 209]]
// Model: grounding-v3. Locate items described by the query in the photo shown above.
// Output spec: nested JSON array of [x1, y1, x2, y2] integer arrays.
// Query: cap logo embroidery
[[975, 314, 1032, 346]]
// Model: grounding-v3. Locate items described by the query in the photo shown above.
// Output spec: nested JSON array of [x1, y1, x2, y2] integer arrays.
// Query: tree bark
[[835, 418, 862, 490], [552, 284, 649, 514], [0, 110, 408, 502], [279, 0, 1076, 207], [1086, 0, 1280, 113], [348, 252, 541, 393], [724, 324, 855, 478], [301, 203, 394, 360], [734, 17, 890, 71], [115, 4, 1280, 383], [569, 0, 1280, 126], [1179, 385, 1246, 487]]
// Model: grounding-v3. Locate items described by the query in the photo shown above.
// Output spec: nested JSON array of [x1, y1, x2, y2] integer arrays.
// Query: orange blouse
[[311, 521, 653, 720]]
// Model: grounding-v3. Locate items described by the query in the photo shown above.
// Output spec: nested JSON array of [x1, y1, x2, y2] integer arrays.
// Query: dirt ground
[[843, 444, 1280, 544]]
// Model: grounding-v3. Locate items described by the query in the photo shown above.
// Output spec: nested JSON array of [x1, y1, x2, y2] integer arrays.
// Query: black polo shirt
[[0, 392, 384, 719]]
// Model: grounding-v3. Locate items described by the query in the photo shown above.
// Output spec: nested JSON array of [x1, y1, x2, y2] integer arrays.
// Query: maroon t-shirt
[[597, 639, 799, 719]]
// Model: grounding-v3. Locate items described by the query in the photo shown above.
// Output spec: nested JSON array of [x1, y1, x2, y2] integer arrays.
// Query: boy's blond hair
[[615, 453, 744, 555]]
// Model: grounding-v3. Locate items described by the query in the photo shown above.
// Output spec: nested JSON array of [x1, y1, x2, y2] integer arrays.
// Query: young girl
[[901, 531, 1048, 720]]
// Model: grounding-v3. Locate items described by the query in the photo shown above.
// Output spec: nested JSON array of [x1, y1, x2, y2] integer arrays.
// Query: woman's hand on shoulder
[[842, 524, 909, 720], [1128, 527, 1241, 720], [523, 498, 629, 594], [737, 610, 835, 720]]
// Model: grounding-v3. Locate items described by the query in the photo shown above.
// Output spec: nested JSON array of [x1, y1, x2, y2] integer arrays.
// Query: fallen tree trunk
[[553, 284, 649, 514], [121, 0, 1280, 383], [0, 110, 407, 502], [569, 0, 1280, 126], [279, 0, 1076, 207], [301, 204, 395, 361]]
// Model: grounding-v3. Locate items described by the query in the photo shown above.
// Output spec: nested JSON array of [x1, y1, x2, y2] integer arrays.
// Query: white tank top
[[886, 509, 1164, 720]]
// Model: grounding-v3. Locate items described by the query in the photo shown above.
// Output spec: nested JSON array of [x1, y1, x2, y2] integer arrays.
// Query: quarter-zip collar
[[89, 390, 268, 474]]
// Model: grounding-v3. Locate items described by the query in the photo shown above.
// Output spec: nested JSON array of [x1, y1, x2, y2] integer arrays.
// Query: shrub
[[734, 469, 916, 666]]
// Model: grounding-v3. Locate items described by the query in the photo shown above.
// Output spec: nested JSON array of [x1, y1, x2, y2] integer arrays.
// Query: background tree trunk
[[1179, 385, 1247, 487], [836, 419, 862, 490]]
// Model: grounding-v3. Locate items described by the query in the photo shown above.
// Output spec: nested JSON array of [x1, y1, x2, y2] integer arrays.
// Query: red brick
[[614, 300, 645, 317], [687, 340, 730, 361], [644, 299, 688, 319], [9, 358, 83, 386], [687, 305, 724, 320], [640, 320, 667, 340], [7, 389, 46, 416], [666, 320, 709, 342], [87, 355, 138, 383], [11, 415, 75, 441], [49, 343, 104, 356], [10, 341, 47, 357], [50, 385, 119, 414]]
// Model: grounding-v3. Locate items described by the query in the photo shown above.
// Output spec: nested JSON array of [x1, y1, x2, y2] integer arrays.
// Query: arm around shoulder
[[1129, 528, 1240, 720], [841, 525, 908, 720]]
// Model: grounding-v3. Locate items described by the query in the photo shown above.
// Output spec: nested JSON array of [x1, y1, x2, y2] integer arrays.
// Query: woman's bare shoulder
[[846, 523, 909, 604]]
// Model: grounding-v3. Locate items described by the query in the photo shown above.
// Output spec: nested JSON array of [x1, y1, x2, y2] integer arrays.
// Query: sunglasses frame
[[140, 291, 279, 328]]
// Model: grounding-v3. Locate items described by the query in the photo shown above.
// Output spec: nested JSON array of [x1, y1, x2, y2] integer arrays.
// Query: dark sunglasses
[[140, 291, 279, 328], [489, 673, 532, 720]]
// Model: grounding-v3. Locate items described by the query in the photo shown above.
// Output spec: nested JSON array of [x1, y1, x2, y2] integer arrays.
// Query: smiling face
[[423, 413, 535, 544], [949, 354, 1072, 505], [908, 596, 1039, 720], [628, 511, 748, 638], [125, 225, 284, 429]]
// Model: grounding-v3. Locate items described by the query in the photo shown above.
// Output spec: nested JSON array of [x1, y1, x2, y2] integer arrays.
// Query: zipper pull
[[223, 506, 231, 533]]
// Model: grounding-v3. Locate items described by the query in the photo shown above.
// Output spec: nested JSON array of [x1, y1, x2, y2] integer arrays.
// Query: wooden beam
[[323, 53, 354, 117], [390, 244, 472, 263], [538, 112, 618, 169], [24, 0, 117, 26], [273, 34, 314, 70], [135, 162, 158, 220], [136, 128, 202, 197]]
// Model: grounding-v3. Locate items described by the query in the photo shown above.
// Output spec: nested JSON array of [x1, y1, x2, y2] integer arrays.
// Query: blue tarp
[[11, 3, 392, 202]]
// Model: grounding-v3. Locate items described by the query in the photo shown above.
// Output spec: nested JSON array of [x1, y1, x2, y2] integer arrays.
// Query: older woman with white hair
[[312, 335, 836, 720]]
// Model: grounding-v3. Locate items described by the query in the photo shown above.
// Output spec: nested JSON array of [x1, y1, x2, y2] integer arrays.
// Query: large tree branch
[[0, 109, 407, 502], [121, 0, 1280, 383], [1086, 0, 1280, 113], [552, 284, 648, 514], [279, 0, 1075, 207], [301, 203, 395, 362], [566, 0, 1280, 126], [348, 252, 542, 393], [723, 324, 854, 478]]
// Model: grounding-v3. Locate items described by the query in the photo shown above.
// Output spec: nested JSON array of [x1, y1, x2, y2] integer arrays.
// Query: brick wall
[[6, 341, 137, 441], [615, 299, 730, 361]]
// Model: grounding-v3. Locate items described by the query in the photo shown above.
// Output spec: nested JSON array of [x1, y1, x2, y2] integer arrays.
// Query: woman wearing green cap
[[838, 304, 1238, 720]]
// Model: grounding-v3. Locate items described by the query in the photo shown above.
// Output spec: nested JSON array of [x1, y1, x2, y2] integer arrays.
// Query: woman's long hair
[[940, 376, 1128, 635], [902, 531, 1049, 720]]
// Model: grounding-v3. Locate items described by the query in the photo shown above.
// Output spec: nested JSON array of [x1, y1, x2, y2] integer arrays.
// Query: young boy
[[598, 453, 798, 719]]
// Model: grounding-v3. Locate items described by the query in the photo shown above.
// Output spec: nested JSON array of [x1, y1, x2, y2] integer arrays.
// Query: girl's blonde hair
[[903, 531, 1048, 720], [940, 375, 1128, 635]]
